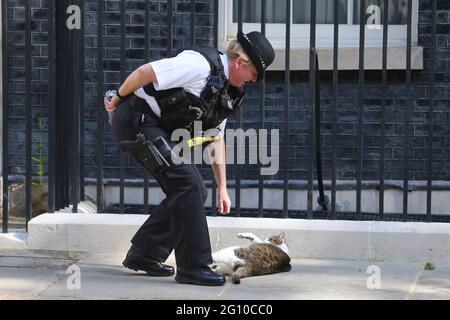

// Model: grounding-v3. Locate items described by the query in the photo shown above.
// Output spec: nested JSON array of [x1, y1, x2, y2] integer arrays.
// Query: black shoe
[[122, 247, 174, 277], [175, 267, 226, 286]]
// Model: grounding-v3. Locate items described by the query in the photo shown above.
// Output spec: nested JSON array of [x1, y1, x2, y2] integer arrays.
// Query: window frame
[[218, 0, 419, 48]]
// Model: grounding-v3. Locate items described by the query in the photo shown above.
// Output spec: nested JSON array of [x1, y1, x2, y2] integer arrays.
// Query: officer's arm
[[118, 63, 157, 96], [105, 63, 157, 112], [209, 137, 226, 189], [209, 137, 231, 214]]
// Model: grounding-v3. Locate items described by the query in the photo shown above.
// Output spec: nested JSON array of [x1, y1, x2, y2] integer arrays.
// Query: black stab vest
[[142, 47, 246, 136]]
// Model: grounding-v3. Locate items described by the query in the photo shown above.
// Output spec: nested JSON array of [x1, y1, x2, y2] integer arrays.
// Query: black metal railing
[[2, 0, 9, 233], [1, 0, 444, 233]]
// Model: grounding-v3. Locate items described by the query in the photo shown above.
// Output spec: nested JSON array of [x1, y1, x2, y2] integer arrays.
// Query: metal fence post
[[284, 0, 291, 218], [96, 0, 105, 214], [1, 0, 8, 233], [402, 0, 413, 221], [48, 0, 56, 213], [308, 0, 317, 219], [25, 0, 32, 227], [356, 0, 366, 219], [426, 0, 437, 222], [258, 0, 267, 218], [379, 0, 389, 219], [331, 0, 340, 219], [119, 0, 126, 213]]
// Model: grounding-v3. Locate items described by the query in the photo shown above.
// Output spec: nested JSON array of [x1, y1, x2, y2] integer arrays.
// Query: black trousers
[[111, 100, 213, 269]]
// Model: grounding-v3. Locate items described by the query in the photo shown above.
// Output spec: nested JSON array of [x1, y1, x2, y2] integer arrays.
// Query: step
[[26, 213, 450, 263]]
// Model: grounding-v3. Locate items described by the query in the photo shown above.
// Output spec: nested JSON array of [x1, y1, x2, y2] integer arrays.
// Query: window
[[219, 0, 419, 48]]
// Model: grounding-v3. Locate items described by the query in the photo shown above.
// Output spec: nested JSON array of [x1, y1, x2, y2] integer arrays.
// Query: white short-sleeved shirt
[[134, 50, 229, 137]]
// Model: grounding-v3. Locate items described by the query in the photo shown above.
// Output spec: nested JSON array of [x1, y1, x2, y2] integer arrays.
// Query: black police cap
[[237, 31, 275, 80]]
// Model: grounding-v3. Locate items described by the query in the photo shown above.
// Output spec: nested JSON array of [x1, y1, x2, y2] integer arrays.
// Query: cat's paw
[[237, 232, 255, 240], [212, 263, 233, 276], [209, 263, 219, 270]]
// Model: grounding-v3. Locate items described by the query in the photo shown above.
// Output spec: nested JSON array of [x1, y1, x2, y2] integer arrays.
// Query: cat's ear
[[279, 231, 285, 240]]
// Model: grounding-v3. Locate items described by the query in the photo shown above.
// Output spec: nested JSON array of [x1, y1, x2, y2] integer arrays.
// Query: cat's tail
[[277, 263, 292, 273]]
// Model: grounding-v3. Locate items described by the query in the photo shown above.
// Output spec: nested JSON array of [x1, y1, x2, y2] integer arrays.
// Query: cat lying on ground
[[211, 232, 291, 284]]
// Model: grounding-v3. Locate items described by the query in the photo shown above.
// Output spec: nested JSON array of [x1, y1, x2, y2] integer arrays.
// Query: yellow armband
[[187, 135, 220, 148]]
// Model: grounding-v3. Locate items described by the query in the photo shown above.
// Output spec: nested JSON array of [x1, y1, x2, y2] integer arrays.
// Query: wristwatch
[[116, 90, 126, 101]]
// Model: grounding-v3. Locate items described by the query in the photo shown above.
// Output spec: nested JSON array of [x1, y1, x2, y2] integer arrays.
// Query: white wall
[[85, 184, 450, 216]]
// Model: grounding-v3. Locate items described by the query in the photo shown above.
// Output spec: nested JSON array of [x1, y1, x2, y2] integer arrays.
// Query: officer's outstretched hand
[[104, 96, 120, 113], [218, 188, 231, 215]]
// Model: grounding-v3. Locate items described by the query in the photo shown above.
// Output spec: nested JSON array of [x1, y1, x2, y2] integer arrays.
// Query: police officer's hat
[[237, 31, 275, 80]]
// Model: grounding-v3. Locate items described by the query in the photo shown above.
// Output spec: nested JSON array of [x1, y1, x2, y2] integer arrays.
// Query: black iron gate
[[1, 0, 445, 233]]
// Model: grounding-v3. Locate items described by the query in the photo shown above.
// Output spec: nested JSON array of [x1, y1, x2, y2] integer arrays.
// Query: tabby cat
[[211, 232, 291, 284]]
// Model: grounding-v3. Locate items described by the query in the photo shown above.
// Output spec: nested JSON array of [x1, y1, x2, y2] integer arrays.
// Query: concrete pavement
[[1, 249, 449, 300]]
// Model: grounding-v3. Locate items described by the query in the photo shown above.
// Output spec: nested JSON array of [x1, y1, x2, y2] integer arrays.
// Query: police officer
[[104, 31, 275, 286]]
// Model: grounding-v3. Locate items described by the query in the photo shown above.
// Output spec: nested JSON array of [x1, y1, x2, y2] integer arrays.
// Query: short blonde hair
[[226, 39, 252, 65]]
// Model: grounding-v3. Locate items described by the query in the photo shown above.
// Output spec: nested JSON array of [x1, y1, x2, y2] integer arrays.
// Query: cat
[[211, 232, 291, 284]]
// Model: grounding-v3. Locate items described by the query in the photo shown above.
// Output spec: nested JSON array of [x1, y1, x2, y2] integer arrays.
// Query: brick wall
[[5, 0, 49, 177], [4, 0, 450, 184]]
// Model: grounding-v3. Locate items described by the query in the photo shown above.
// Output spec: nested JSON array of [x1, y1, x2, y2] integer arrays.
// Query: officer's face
[[229, 57, 258, 88]]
